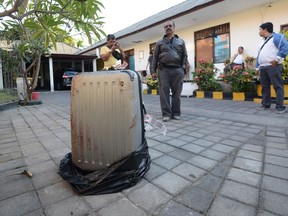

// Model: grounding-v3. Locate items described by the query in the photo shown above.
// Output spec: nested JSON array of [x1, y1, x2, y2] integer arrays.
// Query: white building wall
[[128, 0, 287, 77]]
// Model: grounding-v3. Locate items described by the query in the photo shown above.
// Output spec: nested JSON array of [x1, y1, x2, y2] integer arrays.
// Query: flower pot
[[32, 92, 40, 101], [219, 81, 232, 93], [233, 92, 245, 101], [223, 92, 232, 100], [244, 92, 257, 101], [151, 89, 158, 95], [256, 81, 288, 97], [196, 91, 204, 98], [204, 91, 213, 98], [213, 91, 223, 100]]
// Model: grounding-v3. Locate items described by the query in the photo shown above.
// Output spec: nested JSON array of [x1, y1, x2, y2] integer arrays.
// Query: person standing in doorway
[[256, 22, 288, 114], [146, 50, 154, 75], [151, 20, 188, 122]]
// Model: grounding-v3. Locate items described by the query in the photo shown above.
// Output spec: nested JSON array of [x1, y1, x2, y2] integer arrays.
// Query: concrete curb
[[0, 100, 19, 111]]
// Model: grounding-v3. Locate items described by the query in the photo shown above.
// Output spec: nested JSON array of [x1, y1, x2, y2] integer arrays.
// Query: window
[[149, 43, 156, 52], [280, 24, 288, 32], [195, 23, 230, 65]]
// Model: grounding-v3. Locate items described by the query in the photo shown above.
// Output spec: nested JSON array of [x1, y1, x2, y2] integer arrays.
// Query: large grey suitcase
[[70, 70, 145, 171]]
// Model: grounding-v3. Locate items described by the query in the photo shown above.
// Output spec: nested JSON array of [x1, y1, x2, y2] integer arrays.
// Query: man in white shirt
[[256, 22, 288, 114], [224, 46, 250, 72]]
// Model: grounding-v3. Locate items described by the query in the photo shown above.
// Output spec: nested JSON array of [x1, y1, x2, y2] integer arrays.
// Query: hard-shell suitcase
[[70, 70, 145, 171]]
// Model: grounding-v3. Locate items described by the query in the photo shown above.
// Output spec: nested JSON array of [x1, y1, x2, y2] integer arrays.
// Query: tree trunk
[[23, 55, 41, 102]]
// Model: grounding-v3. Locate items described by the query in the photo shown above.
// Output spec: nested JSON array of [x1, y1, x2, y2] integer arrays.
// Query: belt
[[159, 63, 181, 69]]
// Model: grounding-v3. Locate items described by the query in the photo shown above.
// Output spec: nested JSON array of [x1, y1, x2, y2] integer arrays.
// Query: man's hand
[[271, 59, 279, 67]]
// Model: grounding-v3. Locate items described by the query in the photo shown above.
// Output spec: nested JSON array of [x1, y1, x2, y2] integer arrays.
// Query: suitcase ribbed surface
[[70, 71, 143, 171]]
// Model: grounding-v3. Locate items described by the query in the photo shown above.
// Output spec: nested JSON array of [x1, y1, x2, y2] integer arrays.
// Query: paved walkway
[[0, 91, 288, 216]]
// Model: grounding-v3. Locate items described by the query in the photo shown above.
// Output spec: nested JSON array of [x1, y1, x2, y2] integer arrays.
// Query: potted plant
[[146, 73, 159, 94], [219, 65, 257, 100], [192, 60, 222, 98]]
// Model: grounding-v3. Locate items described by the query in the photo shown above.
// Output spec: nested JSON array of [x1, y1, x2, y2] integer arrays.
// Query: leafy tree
[[0, 0, 105, 102]]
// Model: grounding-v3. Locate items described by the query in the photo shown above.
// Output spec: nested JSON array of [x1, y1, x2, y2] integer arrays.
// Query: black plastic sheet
[[59, 139, 151, 195]]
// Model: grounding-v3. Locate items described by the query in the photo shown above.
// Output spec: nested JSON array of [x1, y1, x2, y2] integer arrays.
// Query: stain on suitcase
[[71, 70, 144, 171]]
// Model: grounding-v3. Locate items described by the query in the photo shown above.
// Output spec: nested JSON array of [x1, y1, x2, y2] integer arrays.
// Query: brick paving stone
[[233, 157, 262, 173], [24, 151, 51, 166], [266, 142, 287, 150], [156, 200, 203, 216], [187, 155, 218, 170], [32, 168, 62, 189], [211, 144, 236, 154], [152, 143, 176, 153], [265, 155, 288, 167], [266, 136, 287, 143], [44, 196, 90, 216], [172, 162, 207, 181], [144, 163, 167, 181], [174, 128, 194, 135], [152, 172, 191, 195], [188, 131, 206, 138], [165, 131, 183, 138], [175, 186, 214, 214], [0, 178, 34, 201], [266, 148, 288, 158], [227, 167, 261, 187], [0, 151, 22, 163], [219, 180, 259, 206], [0, 191, 41, 216], [181, 143, 206, 154], [37, 181, 75, 207], [211, 164, 230, 178], [237, 150, 263, 161], [256, 210, 278, 216], [177, 134, 198, 142], [266, 131, 286, 138], [0, 158, 26, 173], [242, 144, 264, 153], [260, 190, 288, 216], [147, 148, 164, 160], [83, 192, 123, 210], [196, 175, 224, 193], [193, 139, 215, 147], [153, 155, 182, 170], [208, 196, 256, 216], [264, 164, 288, 179], [20, 143, 47, 157], [220, 139, 243, 148], [200, 149, 227, 161], [128, 183, 171, 212], [166, 138, 188, 148], [229, 135, 250, 142], [168, 148, 196, 161], [97, 197, 146, 216], [203, 135, 223, 142], [262, 175, 288, 196], [221, 155, 235, 166]]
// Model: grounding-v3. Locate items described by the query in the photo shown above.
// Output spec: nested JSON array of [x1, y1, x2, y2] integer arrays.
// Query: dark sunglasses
[[164, 24, 173, 28]]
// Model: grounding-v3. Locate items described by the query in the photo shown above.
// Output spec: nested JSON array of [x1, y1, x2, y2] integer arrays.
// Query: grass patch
[[0, 90, 19, 104]]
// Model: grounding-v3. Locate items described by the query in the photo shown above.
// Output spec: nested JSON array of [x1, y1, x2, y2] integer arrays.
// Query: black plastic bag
[[59, 139, 151, 195]]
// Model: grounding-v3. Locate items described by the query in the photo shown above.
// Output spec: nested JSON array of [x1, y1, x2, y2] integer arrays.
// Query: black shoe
[[172, 116, 181, 120], [163, 116, 170, 122], [276, 107, 287, 114], [256, 105, 270, 111]]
